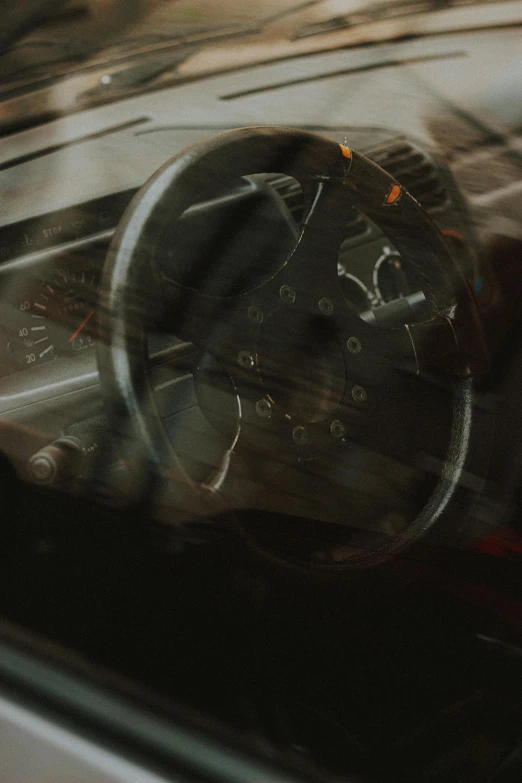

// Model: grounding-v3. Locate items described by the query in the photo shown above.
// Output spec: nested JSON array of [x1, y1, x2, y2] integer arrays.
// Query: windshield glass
[[1, 3, 522, 782], [1, 0, 518, 133]]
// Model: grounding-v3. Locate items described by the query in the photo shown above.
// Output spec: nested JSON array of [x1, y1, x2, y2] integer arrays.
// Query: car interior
[[0, 2, 522, 782]]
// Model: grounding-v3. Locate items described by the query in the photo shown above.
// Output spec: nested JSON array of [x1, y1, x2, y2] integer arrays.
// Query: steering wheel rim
[[97, 126, 484, 569]]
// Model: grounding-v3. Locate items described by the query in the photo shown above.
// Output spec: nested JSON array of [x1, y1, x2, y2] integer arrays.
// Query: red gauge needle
[[68, 309, 94, 343]]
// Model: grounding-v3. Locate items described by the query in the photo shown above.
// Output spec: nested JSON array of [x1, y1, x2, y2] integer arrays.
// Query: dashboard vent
[[368, 140, 450, 212], [264, 173, 304, 222], [265, 174, 370, 242]]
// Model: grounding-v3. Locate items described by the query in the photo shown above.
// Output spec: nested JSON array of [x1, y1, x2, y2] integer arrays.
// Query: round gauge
[[7, 267, 99, 368], [373, 245, 409, 305], [337, 265, 373, 314]]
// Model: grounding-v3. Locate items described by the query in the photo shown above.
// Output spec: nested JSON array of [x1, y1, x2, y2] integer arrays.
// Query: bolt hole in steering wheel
[[97, 127, 488, 570]]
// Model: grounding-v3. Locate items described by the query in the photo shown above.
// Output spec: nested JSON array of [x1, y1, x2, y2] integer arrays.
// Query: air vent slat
[[264, 173, 306, 224], [373, 150, 425, 169], [369, 140, 450, 213], [384, 161, 433, 179]]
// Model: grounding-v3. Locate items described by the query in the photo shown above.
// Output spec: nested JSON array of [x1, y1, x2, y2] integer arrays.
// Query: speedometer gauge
[[6, 267, 99, 368]]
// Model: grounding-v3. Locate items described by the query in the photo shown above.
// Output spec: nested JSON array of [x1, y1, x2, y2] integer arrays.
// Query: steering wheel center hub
[[257, 308, 346, 424]]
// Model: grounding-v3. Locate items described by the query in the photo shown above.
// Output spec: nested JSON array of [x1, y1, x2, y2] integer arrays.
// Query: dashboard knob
[[28, 436, 82, 486]]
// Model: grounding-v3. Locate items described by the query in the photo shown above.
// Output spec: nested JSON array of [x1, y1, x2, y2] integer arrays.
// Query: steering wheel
[[97, 126, 488, 569]]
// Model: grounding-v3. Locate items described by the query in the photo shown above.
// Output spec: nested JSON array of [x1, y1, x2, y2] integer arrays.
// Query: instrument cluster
[[0, 244, 104, 377], [336, 229, 425, 320]]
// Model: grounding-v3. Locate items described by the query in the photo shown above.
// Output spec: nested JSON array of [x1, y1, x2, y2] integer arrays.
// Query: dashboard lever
[[360, 290, 429, 327]]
